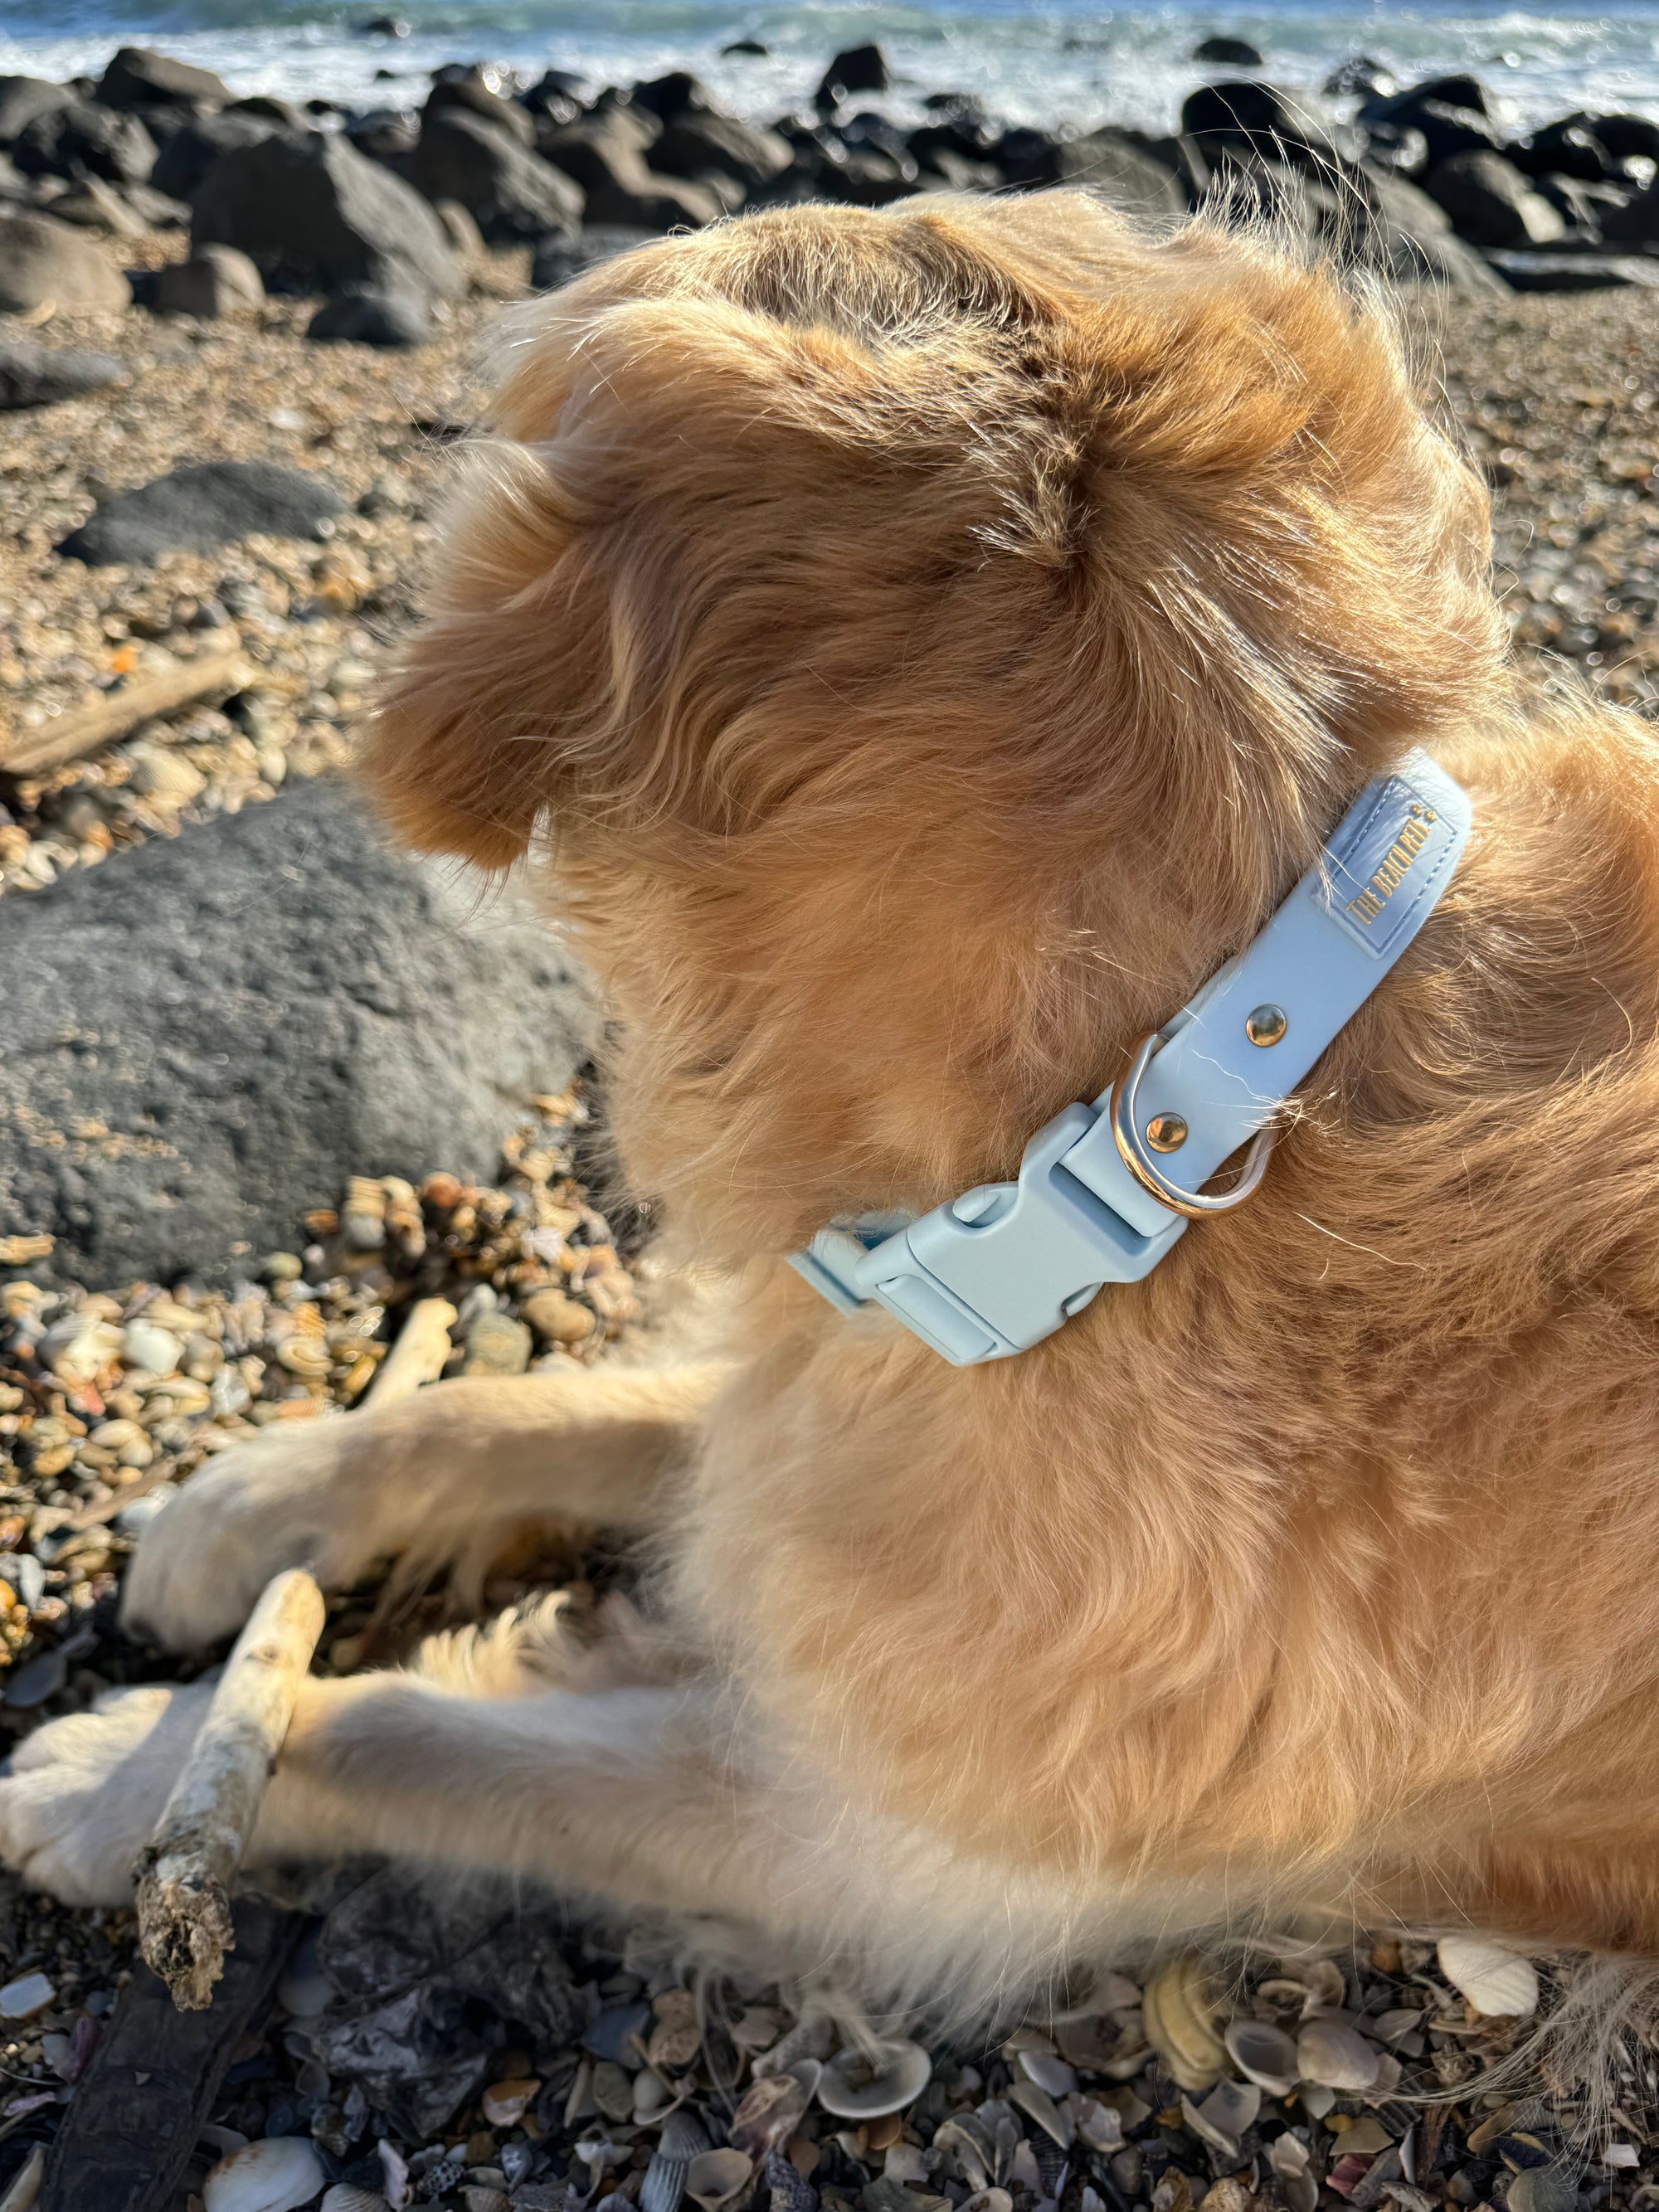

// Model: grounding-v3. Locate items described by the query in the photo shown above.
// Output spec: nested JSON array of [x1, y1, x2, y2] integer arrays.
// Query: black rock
[[408, 107, 582, 241], [226, 93, 312, 130], [1507, 118, 1618, 182], [1324, 56, 1395, 100], [539, 107, 721, 227], [1180, 80, 1346, 171], [1360, 76, 1501, 167], [0, 337, 124, 409], [95, 46, 231, 114], [1587, 113, 1659, 166], [1486, 247, 1659, 289], [345, 108, 419, 164], [149, 109, 280, 200], [423, 68, 535, 146], [1008, 124, 1186, 216], [521, 70, 585, 126], [57, 458, 347, 565], [722, 38, 769, 57], [1534, 171, 1630, 236], [650, 108, 792, 192], [815, 42, 889, 111], [308, 280, 431, 344], [0, 75, 76, 148], [1194, 35, 1263, 67], [153, 241, 265, 314], [0, 775, 599, 1288], [530, 222, 654, 290], [12, 99, 157, 185], [1373, 71, 1491, 119], [1600, 173, 1659, 244], [1360, 119, 1429, 176], [631, 70, 714, 123], [192, 127, 464, 298], [360, 12, 411, 32], [1423, 150, 1567, 247]]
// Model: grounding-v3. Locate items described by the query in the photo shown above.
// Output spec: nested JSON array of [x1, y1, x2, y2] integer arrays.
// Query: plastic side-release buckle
[[848, 1104, 1186, 1365]]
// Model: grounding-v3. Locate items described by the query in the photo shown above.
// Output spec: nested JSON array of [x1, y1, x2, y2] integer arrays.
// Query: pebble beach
[[7, 22, 1659, 2212]]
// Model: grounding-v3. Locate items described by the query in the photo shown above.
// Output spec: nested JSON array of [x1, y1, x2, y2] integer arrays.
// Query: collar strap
[[789, 749, 1472, 1366]]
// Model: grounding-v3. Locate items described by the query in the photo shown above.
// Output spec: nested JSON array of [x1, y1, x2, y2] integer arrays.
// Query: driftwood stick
[[0, 644, 254, 779], [364, 1294, 458, 1406], [134, 1569, 325, 2010]]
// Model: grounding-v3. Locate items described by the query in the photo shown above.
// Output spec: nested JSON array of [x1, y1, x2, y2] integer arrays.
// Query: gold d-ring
[[1108, 1032, 1277, 1220]]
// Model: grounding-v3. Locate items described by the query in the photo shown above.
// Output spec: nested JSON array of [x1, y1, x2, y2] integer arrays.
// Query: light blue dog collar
[[790, 748, 1472, 1366]]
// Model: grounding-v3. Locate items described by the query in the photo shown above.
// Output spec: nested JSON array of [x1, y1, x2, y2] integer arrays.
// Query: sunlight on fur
[[7, 192, 1659, 2120]]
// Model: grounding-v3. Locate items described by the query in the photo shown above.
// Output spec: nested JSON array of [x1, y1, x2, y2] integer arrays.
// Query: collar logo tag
[[1318, 779, 1459, 959]]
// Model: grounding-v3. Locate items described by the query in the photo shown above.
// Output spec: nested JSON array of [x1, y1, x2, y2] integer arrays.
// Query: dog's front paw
[[121, 1421, 358, 1651], [0, 1682, 213, 1905]]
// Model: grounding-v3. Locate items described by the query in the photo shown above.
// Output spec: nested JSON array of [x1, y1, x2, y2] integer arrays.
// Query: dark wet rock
[[1425, 150, 1567, 247], [423, 69, 536, 147], [12, 100, 158, 186], [530, 222, 654, 290], [722, 38, 769, 57], [1586, 173, 1659, 244], [153, 242, 265, 315], [0, 338, 124, 410], [631, 70, 717, 123], [1358, 173, 1509, 293], [345, 107, 420, 164], [149, 109, 280, 200], [226, 93, 313, 130], [650, 109, 792, 192], [124, 179, 192, 226], [0, 76, 76, 148], [0, 776, 599, 1286], [1486, 248, 1659, 289], [192, 127, 464, 298], [1000, 124, 1186, 216], [815, 42, 889, 111], [1507, 118, 1619, 183], [1325, 56, 1395, 100], [1588, 113, 1659, 166], [0, 211, 129, 313], [1534, 173, 1631, 237], [360, 12, 411, 32], [1360, 78, 1500, 168], [1194, 36, 1264, 67], [1180, 80, 1347, 172], [407, 108, 582, 241], [539, 106, 721, 227], [57, 458, 345, 565], [1361, 120, 1429, 177], [95, 47, 230, 115], [308, 280, 431, 344]]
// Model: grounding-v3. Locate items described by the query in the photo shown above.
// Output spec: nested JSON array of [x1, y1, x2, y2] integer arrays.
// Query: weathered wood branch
[[0, 645, 255, 779]]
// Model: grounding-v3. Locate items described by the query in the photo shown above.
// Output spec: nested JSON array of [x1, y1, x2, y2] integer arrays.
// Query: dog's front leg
[[122, 1361, 729, 1651]]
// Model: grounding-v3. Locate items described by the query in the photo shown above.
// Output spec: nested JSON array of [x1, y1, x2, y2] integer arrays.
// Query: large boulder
[[1360, 174, 1508, 293], [1598, 172, 1659, 244], [0, 776, 599, 1287], [1000, 125, 1185, 216], [0, 338, 124, 409], [406, 109, 582, 241], [539, 109, 721, 227], [1360, 79, 1501, 168], [12, 100, 157, 186], [191, 128, 464, 298], [1180, 80, 1348, 172], [150, 110, 280, 201], [649, 110, 793, 193], [58, 459, 345, 564], [815, 42, 888, 111], [0, 76, 76, 147], [422, 71, 535, 146], [95, 48, 231, 115], [0, 212, 129, 313], [307, 280, 430, 345], [1424, 150, 1567, 246], [153, 243, 265, 316]]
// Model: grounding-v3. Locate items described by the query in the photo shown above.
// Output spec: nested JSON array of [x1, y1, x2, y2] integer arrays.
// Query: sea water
[[5, 0, 1659, 137]]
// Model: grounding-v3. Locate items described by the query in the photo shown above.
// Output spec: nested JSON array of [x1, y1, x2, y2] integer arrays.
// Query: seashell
[[934, 2117, 995, 2191], [1603, 2145, 1640, 2171], [1054, 2015, 1119, 2071], [377, 2139, 410, 2212], [320, 2192, 390, 2212], [1295, 1959, 1347, 2012], [649, 2015, 704, 2072], [1299, 2083, 1336, 2120], [0, 1973, 56, 2022], [1009, 2142, 1044, 2195], [816, 2038, 932, 2120], [1437, 1937, 1540, 2020], [754, 2017, 836, 2078], [634, 2070, 670, 2121], [729, 2071, 810, 2159], [203, 2137, 328, 2212], [462, 2190, 508, 2212], [764, 2148, 820, 2212], [686, 2149, 754, 2210], [594, 2059, 636, 2122], [1370, 2008, 1423, 2046], [884, 2146, 930, 2186], [961, 2194, 1013, 2212], [1359, 2051, 1403, 2104], [1181, 2078, 1261, 2156], [0, 2148, 43, 2212], [1335, 2119, 1391, 2158], [1141, 1955, 1225, 2093], [1506, 2171, 1577, 2212], [1269, 2135, 1311, 2181], [1075, 2100, 1124, 2156], [1296, 2018, 1380, 2093], [1015, 2048, 1078, 2100], [481, 2077, 539, 2127], [1008, 2079, 1073, 2150], [123, 1320, 183, 1377], [731, 2006, 785, 2051], [640, 2111, 711, 2212], [661, 2112, 714, 2161], [1224, 2018, 1299, 2096]]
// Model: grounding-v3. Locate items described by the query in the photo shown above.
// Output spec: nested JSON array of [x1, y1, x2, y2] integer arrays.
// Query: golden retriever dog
[[7, 191, 1659, 2023]]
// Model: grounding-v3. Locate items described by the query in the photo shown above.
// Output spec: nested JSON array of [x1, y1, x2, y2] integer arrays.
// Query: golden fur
[[9, 192, 1659, 2019]]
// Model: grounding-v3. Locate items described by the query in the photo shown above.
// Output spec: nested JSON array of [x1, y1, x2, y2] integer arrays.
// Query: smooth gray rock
[[95, 46, 231, 114], [150, 110, 280, 201], [0, 775, 599, 1287], [0, 211, 129, 313], [1424, 149, 1566, 246], [153, 242, 265, 316], [57, 459, 344, 564], [0, 75, 76, 148], [192, 126, 464, 299], [12, 100, 158, 186], [0, 338, 124, 409], [407, 106, 582, 241], [307, 280, 430, 344]]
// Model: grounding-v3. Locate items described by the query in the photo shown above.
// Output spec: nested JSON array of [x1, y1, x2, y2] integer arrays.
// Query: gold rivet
[[1146, 1113, 1188, 1153], [1245, 1004, 1287, 1048]]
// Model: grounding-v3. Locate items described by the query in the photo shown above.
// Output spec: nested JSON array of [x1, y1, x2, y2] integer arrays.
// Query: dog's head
[[365, 195, 1506, 1259]]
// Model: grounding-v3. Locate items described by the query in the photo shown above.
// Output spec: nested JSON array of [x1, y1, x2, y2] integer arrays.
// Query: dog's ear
[[361, 292, 899, 867]]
